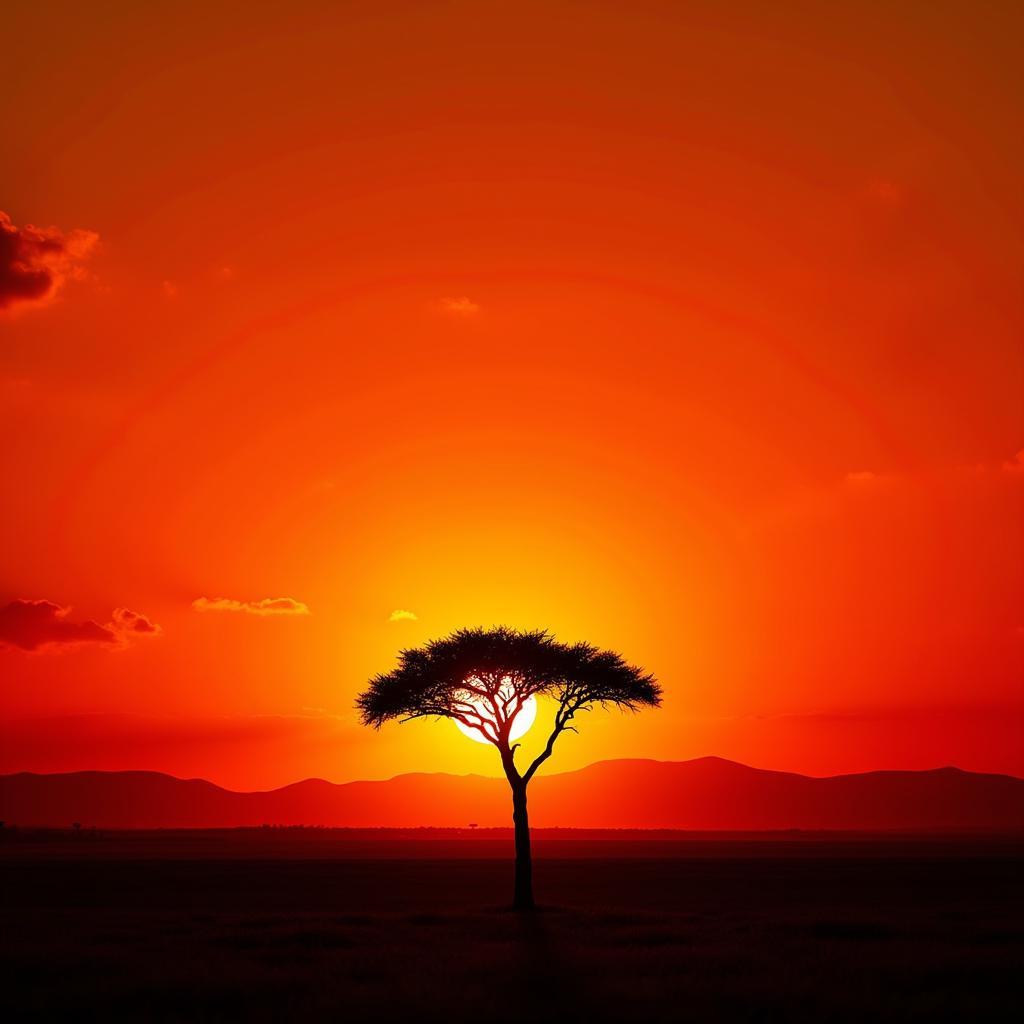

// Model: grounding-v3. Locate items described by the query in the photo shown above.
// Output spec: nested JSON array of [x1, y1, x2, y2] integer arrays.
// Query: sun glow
[[453, 678, 538, 745]]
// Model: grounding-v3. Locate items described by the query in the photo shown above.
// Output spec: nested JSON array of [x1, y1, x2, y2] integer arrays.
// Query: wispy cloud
[[438, 296, 480, 316], [0, 599, 160, 652], [389, 609, 418, 622], [192, 596, 310, 616], [0, 211, 98, 313]]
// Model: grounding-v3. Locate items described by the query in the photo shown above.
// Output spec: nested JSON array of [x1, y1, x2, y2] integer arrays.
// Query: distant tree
[[357, 627, 661, 909]]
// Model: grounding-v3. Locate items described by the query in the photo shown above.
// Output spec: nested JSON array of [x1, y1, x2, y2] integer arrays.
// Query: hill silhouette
[[2, 757, 1021, 830]]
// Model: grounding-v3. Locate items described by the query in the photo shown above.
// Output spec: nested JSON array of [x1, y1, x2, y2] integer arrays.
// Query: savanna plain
[[2, 829, 1021, 1022]]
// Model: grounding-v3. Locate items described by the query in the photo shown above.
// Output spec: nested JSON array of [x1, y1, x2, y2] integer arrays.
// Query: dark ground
[[2, 830, 1021, 1022]]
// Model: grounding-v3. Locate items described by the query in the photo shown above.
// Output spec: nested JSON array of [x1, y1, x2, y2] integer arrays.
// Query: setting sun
[[452, 677, 539, 745], [1, 1, 1021, 791], [2, 4, 1021, 1020]]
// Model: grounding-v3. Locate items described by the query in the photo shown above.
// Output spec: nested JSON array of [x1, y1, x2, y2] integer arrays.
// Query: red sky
[[2, 1, 1022, 790]]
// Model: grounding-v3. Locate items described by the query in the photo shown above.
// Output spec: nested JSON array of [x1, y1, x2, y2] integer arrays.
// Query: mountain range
[[2, 757, 1022, 830]]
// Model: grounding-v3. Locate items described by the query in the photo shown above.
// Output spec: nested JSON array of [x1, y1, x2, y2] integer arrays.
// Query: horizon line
[[5, 754, 1023, 794]]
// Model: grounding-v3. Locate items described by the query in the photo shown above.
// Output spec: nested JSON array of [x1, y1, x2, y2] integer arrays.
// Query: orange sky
[[2, 1, 1022, 790]]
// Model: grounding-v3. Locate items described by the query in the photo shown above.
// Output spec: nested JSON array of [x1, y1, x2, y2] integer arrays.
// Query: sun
[[454, 679, 538, 745]]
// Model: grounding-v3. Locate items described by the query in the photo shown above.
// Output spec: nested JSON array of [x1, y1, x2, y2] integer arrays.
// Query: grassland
[[2, 830, 1020, 1021]]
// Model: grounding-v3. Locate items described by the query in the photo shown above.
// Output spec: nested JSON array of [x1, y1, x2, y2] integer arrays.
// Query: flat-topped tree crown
[[357, 626, 660, 760], [356, 626, 661, 909], [357, 627, 557, 741]]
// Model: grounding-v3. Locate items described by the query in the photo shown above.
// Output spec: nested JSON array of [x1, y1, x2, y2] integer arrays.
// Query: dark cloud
[[0, 211, 98, 312], [0, 599, 160, 652]]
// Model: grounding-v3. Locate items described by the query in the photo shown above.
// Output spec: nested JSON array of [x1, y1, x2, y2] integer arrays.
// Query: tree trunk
[[511, 782, 534, 910]]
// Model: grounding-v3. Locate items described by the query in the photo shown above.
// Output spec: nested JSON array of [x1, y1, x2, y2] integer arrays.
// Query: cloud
[[0, 599, 160, 652], [438, 296, 480, 316], [845, 471, 877, 484], [192, 596, 310, 616], [111, 607, 161, 635], [389, 609, 418, 622], [0, 211, 98, 312], [1002, 450, 1024, 473]]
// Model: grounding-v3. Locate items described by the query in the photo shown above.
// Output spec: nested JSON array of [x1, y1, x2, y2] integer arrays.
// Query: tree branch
[[522, 696, 583, 785]]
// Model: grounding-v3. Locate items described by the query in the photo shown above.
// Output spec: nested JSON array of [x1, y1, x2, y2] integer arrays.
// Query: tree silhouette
[[357, 626, 661, 909]]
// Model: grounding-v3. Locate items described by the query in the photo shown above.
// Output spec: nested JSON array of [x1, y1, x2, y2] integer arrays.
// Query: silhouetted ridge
[[2, 758, 1021, 829]]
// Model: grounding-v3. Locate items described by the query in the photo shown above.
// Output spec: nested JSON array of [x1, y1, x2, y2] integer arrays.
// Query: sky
[[1, 1, 1021, 791]]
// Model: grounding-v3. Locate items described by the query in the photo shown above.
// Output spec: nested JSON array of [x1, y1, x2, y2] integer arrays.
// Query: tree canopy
[[358, 626, 661, 907], [357, 626, 661, 782]]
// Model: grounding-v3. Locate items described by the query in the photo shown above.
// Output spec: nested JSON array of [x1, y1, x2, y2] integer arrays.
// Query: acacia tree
[[356, 626, 661, 909]]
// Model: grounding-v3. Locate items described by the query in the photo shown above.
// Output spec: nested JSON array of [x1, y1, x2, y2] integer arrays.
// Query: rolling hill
[[1, 757, 1021, 830]]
